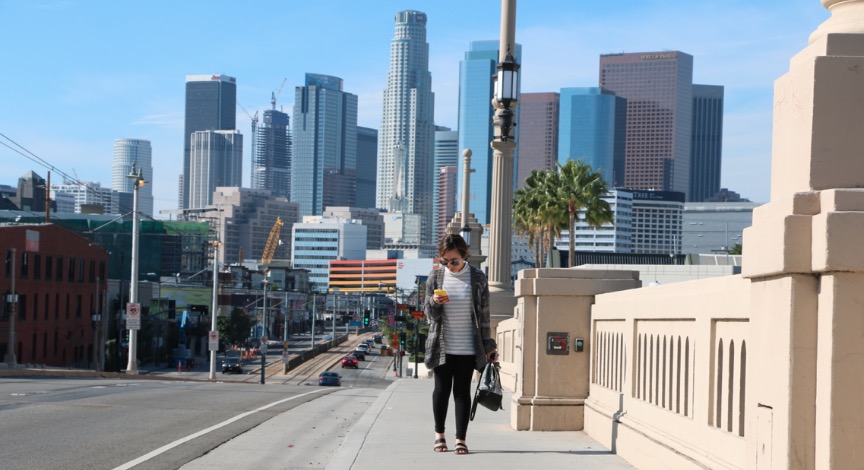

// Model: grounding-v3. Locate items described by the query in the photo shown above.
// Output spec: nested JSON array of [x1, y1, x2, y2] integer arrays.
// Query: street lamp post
[[488, 0, 519, 292], [126, 165, 144, 374], [208, 241, 220, 380]]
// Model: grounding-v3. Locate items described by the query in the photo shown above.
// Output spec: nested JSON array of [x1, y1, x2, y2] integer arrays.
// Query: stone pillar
[[743, 2, 864, 468], [510, 268, 639, 431]]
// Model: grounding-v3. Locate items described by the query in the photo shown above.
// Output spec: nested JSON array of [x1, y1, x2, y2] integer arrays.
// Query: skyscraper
[[599, 52, 693, 194], [113, 138, 154, 217], [433, 128, 458, 237], [356, 127, 378, 209], [376, 10, 436, 244], [291, 73, 358, 217], [188, 130, 243, 209], [517, 92, 559, 187], [558, 88, 626, 186], [690, 85, 725, 202], [183, 74, 237, 208], [252, 109, 291, 199], [456, 40, 521, 225]]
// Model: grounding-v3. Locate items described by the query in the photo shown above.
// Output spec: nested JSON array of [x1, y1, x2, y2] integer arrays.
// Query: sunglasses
[[440, 258, 463, 267]]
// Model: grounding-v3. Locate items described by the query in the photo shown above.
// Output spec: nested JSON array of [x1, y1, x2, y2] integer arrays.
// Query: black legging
[[432, 354, 476, 440]]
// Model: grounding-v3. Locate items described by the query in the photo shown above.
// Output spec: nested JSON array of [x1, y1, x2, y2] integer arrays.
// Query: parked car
[[341, 355, 359, 368], [221, 352, 243, 374], [319, 371, 341, 386], [352, 349, 366, 361]]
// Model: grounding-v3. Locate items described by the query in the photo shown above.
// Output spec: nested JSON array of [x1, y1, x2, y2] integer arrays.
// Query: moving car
[[319, 371, 341, 386], [341, 355, 359, 368], [221, 352, 243, 374], [373, 334, 382, 344], [352, 349, 366, 361], [356, 343, 370, 353]]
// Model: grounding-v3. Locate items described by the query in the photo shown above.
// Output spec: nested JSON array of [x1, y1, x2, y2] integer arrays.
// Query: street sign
[[208, 330, 219, 351], [349, 321, 362, 327], [126, 303, 141, 330]]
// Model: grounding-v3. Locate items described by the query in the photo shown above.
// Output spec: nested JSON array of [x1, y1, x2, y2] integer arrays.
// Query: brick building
[[1, 224, 108, 367]]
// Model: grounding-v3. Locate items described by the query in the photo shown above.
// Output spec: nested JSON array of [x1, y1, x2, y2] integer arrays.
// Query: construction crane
[[260, 217, 283, 267], [271, 77, 287, 110]]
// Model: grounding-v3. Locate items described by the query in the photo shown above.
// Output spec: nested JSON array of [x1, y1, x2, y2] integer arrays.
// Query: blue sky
[[0, 0, 827, 215]]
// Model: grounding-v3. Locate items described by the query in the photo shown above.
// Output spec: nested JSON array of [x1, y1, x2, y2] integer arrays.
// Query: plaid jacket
[[423, 264, 497, 372]]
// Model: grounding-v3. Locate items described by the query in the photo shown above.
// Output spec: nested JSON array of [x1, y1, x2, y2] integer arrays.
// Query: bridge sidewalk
[[325, 378, 633, 470]]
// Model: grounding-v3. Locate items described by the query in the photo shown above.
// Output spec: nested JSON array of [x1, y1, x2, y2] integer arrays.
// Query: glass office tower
[[457, 40, 521, 225], [376, 10, 436, 245], [183, 74, 237, 208], [599, 52, 693, 195], [558, 87, 626, 187], [291, 73, 358, 217], [252, 109, 291, 199], [113, 138, 154, 217], [689, 84, 725, 202]]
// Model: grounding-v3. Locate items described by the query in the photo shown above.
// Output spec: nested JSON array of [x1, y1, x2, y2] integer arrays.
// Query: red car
[[341, 355, 359, 368]]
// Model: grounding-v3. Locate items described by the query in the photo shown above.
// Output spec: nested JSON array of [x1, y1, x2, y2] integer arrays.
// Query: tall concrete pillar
[[509, 268, 639, 431], [743, 2, 864, 468]]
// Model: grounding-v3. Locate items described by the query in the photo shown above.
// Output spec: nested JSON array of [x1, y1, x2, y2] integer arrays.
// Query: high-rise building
[[689, 85, 725, 202], [112, 138, 154, 217], [376, 10, 436, 245], [252, 109, 291, 199], [435, 166, 458, 239], [433, 129, 458, 237], [356, 127, 378, 209], [517, 92, 559, 187], [206, 186, 299, 265], [51, 181, 119, 214], [558, 88, 626, 186], [291, 73, 358, 217], [11, 171, 47, 213], [456, 40, 521, 224], [599, 52, 694, 195], [183, 74, 237, 208], [322, 206, 385, 250], [291, 217, 368, 292], [188, 130, 243, 209]]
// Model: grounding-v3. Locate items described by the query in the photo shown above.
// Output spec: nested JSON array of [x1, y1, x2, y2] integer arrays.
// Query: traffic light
[[399, 332, 406, 347], [363, 310, 370, 326]]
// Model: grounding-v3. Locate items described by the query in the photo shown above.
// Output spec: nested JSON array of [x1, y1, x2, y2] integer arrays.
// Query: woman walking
[[424, 234, 497, 455]]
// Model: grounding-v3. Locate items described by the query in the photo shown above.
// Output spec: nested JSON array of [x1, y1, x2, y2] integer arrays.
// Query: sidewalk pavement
[[325, 378, 633, 470]]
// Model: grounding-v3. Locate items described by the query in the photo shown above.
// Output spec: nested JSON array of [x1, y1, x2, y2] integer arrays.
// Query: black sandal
[[454, 442, 469, 455], [433, 438, 448, 453]]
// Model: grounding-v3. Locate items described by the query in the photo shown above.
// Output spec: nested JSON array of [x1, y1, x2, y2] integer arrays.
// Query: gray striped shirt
[[441, 264, 474, 355]]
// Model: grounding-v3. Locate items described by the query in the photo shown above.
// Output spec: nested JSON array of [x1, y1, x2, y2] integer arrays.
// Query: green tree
[[555, 160, 613, 267], [729, 243, 742, 255], [514, 169, 567, 267], [217, 307, 257, 349]]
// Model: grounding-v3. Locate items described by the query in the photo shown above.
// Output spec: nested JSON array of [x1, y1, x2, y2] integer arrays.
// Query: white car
[[356, 343, 370, 353]]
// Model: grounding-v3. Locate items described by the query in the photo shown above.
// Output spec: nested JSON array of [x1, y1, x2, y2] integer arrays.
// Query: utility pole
[[208, 241, 220, 380], [4, 248, 17, 367], [126, 165, 144, 374]]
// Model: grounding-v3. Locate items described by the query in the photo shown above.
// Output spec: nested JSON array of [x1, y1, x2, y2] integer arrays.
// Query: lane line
[[112, 388, 329, 470]]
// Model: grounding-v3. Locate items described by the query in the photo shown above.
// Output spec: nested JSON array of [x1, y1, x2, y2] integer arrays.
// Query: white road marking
[[112, 388, 328, 470]]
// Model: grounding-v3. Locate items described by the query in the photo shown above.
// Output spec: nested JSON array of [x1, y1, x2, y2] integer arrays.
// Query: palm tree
[[555, 160, 613, 267], [513, 169, 567, 267]]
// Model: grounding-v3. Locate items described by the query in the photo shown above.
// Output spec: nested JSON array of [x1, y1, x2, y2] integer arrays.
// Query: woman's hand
[[487, 349, 498, 362], [432, 293, 449, 304]]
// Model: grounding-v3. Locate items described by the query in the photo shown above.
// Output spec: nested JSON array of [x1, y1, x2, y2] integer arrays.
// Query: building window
[[45, 255, 53, 280], [68, 258, 75, 282], [78, 258, 85, 282], [4, 250, 11, 278], [65, 294, 70, 319], [54, 293, 59, 320], [18, 295, 26, 321], [76, 295, 82, 319], [56, 257, 63, 282], [33, 254, 41, 280], [20, 252, 28, 279], [89, 260, 96, 282]]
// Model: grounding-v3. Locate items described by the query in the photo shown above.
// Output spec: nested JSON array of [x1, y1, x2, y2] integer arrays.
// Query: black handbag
[[470, 361, 503, 420]]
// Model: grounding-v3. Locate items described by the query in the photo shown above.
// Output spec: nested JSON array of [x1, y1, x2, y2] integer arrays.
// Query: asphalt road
[[0, 342, 393, 470]]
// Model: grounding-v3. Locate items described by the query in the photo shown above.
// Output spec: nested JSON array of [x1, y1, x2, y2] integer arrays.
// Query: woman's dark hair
[[438, 234, 469, 258]]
